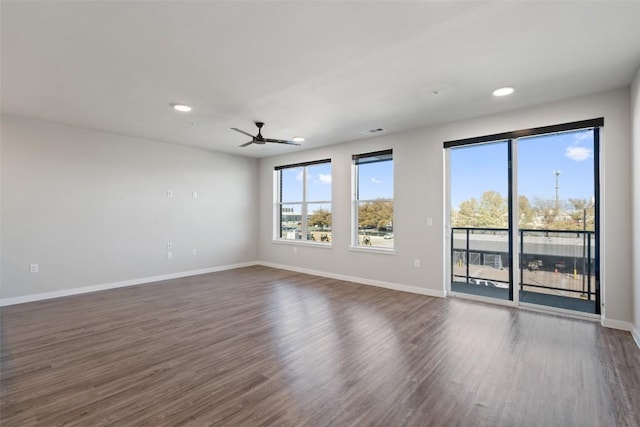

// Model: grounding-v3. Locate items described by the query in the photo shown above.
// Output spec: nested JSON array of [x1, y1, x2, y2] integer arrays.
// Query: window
[[352, 150, 393, 248], [275, 159, 332, 243]]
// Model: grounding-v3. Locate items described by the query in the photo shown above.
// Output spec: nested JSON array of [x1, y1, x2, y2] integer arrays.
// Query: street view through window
[[354, 150, 393, 248], [278, 161, 332, 243]]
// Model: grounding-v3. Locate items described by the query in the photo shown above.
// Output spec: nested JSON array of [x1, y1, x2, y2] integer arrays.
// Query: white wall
[[258, 88, 634, 325], [1, 115, 258, 301], [2, 87, 634, 328], [631, 68, 640, 343]]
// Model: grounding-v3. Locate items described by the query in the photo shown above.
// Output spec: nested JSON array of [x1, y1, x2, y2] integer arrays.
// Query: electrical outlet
[[414, 259, 420, 268], [167, 252, 173, 260], [167, 190, 173, 197], [30, 263, 39, 273], [427, 217, 433, 227], [192, 248, 197, 255], [192, 191, 198, 199]]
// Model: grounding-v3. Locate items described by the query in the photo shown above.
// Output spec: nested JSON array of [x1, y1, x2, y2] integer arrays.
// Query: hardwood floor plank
[[1, 265, 639, 426]]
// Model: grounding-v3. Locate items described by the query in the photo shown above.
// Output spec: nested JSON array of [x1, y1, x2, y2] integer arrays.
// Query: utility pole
[[553, 170, 561, 211]]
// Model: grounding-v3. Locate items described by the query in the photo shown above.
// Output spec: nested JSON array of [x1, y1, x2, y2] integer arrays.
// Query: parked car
[[527, 260, 543, 271], [383, 233, 394, 239]]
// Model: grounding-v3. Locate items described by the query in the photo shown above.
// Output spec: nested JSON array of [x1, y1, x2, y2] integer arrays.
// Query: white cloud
[[296, 170, 303, 181], [574, 131, 591, 142], [371, 177, 382, 184], [318, 174, 332, 184], [565, 145, 591, 162]]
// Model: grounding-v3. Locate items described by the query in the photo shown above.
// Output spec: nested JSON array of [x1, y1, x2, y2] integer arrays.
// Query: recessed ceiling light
[[171, 103, 192, 112], [493, 87, 514, 97], [292, 136, 305, 142]]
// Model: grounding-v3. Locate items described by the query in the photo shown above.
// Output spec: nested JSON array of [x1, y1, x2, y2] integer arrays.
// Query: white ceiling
[[2, 1, 640, 158]]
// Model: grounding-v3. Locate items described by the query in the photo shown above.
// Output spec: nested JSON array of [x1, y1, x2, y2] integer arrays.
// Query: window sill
[[272, 239, 332, 248], [348, 246, 396, 255]]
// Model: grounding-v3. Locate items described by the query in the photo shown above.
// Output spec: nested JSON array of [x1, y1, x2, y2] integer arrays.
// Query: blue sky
[[280, 132, 594, 212], [450, 129, 595, 208], [281, 160, 393, 205], [281, 163, 332, 211], [357, 161, 393, 200]]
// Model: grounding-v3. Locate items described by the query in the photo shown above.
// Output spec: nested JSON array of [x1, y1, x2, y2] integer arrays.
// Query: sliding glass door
[[446, 120, 601, 314], [450, 140, 513, 301], [517, 129, 599, 313]]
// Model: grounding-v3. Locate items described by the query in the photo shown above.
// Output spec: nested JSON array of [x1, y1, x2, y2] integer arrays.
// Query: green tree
[[532, 197, 562, 229], [519, 195, 535, 228], [453, 193, 595, 231], [452, 191, 508, 228], [452, 198, 478, 227], [358, 201, 393, 230], [308, 208, 332, 228], [477, 191, 507, 227], [567, 198, 595, 231]]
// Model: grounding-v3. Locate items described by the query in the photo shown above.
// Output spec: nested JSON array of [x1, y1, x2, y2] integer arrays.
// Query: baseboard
[[257, 261, 445, 298], [631, 326, 640, 350], [0, 261, 258, 307], [600, 318, 635, 332]]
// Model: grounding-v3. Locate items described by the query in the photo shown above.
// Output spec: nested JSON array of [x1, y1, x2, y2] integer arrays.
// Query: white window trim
[[351, 150, 394, 250], [348, 245, 396, 255], [272, 239, 332, 248], [274, 161, 332, 245]]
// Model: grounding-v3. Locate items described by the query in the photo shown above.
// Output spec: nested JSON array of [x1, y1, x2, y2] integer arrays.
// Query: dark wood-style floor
[[1, 266, 639, 426]]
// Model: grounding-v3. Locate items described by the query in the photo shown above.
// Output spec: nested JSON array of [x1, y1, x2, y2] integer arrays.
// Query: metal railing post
[[587, 232, 592, 301], [520, 229, 524, 292], [466, 229, 470, 283], [450, 228, 454, 285]]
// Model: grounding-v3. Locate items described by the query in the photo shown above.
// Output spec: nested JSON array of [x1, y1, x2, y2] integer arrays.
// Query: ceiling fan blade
[[265, 138, 301, 146], [233, 123, 300, 148], [231, 127, 255, 138]]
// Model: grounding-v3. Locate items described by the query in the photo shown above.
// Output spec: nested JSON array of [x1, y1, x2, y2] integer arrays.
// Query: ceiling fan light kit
[[231, 122, 301, 148]]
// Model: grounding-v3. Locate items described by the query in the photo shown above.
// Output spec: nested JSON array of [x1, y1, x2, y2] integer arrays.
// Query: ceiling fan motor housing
[[255, 122, 264, 141], [231, 121, 299, 147]]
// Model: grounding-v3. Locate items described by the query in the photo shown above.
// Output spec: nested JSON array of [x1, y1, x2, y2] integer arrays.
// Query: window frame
[[351, 149, 395, 252], [274, 159, 332, 245]]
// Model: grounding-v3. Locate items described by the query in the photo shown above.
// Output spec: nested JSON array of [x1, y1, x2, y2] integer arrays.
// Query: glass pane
[[307, 203, 332, 243], [450, 141, 510, 300], [357, 201, 393, 248], [452, 229, 509, 288], [281, 167, 303, 203], [280, 204, 302, 240], [357, 159, 393, 200], [450, 142, 508, 228], [517, 129, 596, 313], [452, 229, 468, 283], [518, 130, 594, 230], [306, 163, 332, 202]]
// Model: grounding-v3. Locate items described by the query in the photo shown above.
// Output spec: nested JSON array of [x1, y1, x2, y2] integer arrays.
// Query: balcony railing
[[451, 227, 596, 302]]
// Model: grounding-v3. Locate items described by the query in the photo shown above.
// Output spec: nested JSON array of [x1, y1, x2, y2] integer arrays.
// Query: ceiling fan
[[231, 122, 301, 147]]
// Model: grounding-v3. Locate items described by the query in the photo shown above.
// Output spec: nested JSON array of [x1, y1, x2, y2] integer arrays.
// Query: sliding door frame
[[444, 118, 603, 315]]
